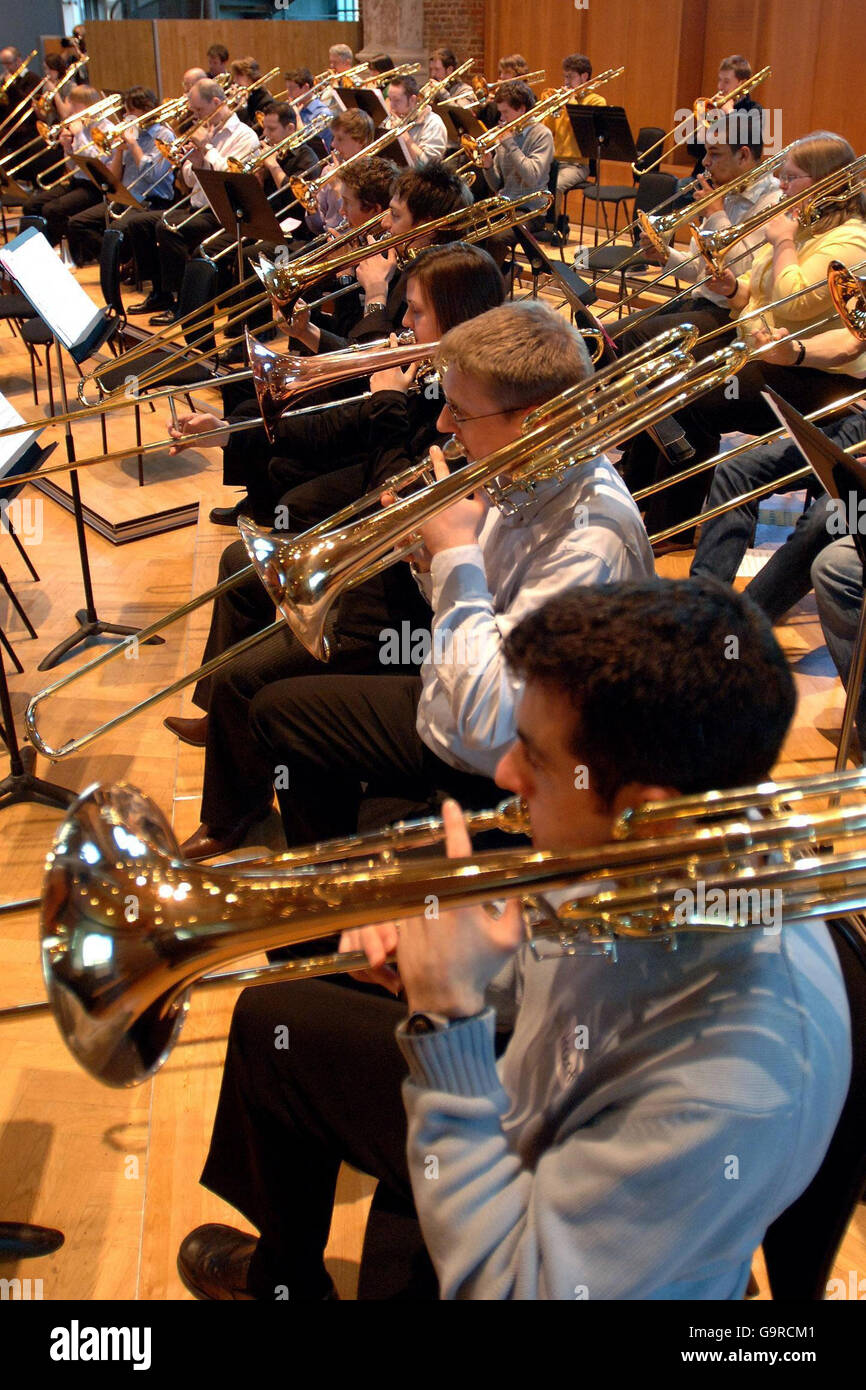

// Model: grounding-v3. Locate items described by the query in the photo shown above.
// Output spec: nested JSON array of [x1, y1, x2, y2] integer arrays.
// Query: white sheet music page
[[0, 227, 103, 351], [0, 391, 41, 479]]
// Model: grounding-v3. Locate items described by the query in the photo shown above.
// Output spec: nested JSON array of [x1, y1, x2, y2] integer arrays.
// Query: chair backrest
[[177, 257, 219, 354], [99, 227, 126, 320], [762, 913, 866, 1299], [633, 126, 666, 177], [630, 171, 679, 241], [16, 215, 47, 238]]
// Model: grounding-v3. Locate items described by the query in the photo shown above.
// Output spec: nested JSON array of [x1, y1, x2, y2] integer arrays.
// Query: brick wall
[[423, 0, 485, 67]]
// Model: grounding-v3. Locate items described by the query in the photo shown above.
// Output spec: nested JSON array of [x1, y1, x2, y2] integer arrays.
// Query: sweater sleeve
[[495, 125, 553, 193]]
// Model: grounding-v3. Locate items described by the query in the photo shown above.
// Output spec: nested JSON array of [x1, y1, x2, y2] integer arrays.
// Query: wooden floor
[[0, 247, 862, 1302]]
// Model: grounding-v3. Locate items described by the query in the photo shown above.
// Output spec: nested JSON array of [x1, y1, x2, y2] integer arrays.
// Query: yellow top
[[736, 214, 866, 372], [545, 92, 607, 162]]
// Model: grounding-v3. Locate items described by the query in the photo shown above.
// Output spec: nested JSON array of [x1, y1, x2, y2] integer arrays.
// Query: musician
[[38, 54, 74, 124], [176, 576, 849, 1302], [545, 54, 606, 229], [162, 245, 507, 860], [23, 85, 111, 245], [306, 109, 375, 233], [183, 67, 208, 94], [688, 55, 763, 180], [283, 67, 333, 149], [635, 132, 866, 544], [428, 48, 475, 108], [689, 326, 866, 616], [813, 537, 866, 746], [229, 57, 268, 130], [0, 46, 40, 157], [206, 44, 230, 79], [128, 78, 259, 322], [329, 44, 356, 77], [386, 75, 448, 168], [233, 302, 653, 860], [481, 79, 553, 206], [65, 87, 175, 264]]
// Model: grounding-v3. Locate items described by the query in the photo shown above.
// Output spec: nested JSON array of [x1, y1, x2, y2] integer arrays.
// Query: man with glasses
[[242, 300, 653, 852], [176, 576, 850, 1300]]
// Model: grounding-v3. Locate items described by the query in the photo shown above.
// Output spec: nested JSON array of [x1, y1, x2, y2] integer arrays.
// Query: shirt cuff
[[396, 1008, 501, 1095], [429, 544, 486, 608]]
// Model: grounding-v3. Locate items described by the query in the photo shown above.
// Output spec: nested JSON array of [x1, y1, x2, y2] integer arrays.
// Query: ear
[[609, 782, 682, 818]]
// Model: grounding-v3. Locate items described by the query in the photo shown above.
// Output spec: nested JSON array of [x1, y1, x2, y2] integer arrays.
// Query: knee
[[219, 538, 249, 580]]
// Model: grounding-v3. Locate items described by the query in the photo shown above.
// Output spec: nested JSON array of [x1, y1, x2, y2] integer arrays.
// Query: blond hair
[[790, 131, 866, 233], [435, 301, 591, 410]]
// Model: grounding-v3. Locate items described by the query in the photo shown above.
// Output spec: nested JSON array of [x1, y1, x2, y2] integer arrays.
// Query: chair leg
[[0, 565, 37, 638], [100, 410, 108, 454], [27, 345, 38, 406], [45, 348, 54, 416], [0, 624, 24, 675]]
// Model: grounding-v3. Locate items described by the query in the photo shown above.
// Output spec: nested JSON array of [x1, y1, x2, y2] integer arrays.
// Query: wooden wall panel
[[86, 20, 158, 96], [484, 0, 866, 167], [86, 19, 362, 100]]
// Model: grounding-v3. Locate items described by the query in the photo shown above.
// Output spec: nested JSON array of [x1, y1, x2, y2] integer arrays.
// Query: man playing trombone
[[22, 84, 113, 243], [385, 74, 448, 168], [176, 578, 850, 1300]]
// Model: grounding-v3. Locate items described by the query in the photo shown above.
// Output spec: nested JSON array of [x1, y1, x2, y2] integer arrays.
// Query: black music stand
[[764, 388, 866, 769], [437, 102, 485, 145], [566, 105, 638, 247], [196, 168, 287, 285], [372, 127, 410, 168], [339, 87, 389, 127], [0, 227, 161, 669], [511, 225, 597, 310], [71, 154, 145, 212]]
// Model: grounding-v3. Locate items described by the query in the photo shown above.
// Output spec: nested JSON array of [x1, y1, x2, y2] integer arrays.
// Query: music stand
[[566, 105, 638, 247], [339, 87, 389, 127], [511, 225, 598, 311], [763, 388, 866, 769], [71, 154, 144, 212], [0, 227, 161, 669], [196, 168, 287, 285], [437, 102, 486, 145]]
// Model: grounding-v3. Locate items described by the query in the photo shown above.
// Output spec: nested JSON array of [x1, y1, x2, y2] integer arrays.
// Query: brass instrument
[[826, 259, 866, 338], [9, 766, 866, 1086], [691, 152, 866, 274], [467, 70, 546, 104], [416, 57, 476, 107], [0, 49, 37, 101], [288, 110, 419, 212], [29, 58, 88, 123], [450, 71, 624, 171], [336, 62, 377, 90], [636, 142, 793, 260], [2, 93, 122, 175], [20, 324, 739, 760], [91, 94, 189, 153], [365, 62, 422, 90], [255, 191, 553, 321], [225, 110, 332, 175], [632, 64, 771, 176]]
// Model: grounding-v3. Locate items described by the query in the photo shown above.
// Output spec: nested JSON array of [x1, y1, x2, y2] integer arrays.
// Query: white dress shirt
[[414, 455, 655, 776], [182, 112, 260, 210]]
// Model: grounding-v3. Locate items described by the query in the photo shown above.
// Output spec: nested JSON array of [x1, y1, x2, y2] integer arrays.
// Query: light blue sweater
[[397, 919, 851, 1299]]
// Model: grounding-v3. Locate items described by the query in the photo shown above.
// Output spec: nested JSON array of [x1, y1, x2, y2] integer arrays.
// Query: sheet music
[[0, 227, 103, 352], [0, 390, 41, 480]]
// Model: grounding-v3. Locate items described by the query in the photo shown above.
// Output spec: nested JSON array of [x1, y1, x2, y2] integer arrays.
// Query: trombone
[[8, 766, 866, 1086], [0, 49, 36, 100], [417, 58, 476, 108], [287, 109, 420, 212], [446, 70, 624, 172], [465, 70, 546, 107], [633, 64, 771, 176], [22, 324, 747, 756]]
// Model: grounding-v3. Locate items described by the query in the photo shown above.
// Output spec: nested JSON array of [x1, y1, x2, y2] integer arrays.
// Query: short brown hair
[[719, 54, 752, 82], [389, 74, 420, 100], [330, 108, 375, 145], [123, 86, 157, 114], [496, 80, 535, 113], [230, 57, 259, 81], [431, 47, 458, 72], [259, 100, 296, 128], [394, 162, 472, 225], [207, 43, 229, 62], [285, 67, 313, 88], [499, 54, 529, 76], [337, 156, 397, 212], [435, 300, 592, 411], [563, 53, 592, 78]]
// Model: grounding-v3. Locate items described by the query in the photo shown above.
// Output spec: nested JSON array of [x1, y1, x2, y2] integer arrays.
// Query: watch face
[[407, 1012, 438, 1035]]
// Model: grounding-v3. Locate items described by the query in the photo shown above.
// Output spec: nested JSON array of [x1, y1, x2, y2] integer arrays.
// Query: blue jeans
[[812, 536, 866, 744], [690, 412, 866, 622]]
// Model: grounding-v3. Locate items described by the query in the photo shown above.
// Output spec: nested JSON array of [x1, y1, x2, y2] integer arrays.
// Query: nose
[[495, 746, 520, 792]]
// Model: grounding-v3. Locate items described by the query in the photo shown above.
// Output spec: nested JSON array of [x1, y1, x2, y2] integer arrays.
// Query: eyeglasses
[[441, 397, 518, 426], [778, 168, 809, 186]]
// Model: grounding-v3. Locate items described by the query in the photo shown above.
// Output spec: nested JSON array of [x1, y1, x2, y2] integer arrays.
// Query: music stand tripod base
[[0, 648, 74, 811]]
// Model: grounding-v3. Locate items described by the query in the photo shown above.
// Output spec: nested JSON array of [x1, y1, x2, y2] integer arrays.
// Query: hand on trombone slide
[[167, 411, 230, 455], [339, 800, 523, 1015]]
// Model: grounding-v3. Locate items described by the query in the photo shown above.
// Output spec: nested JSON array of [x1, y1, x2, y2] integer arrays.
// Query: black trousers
[[629, 363, 866, 544], [24, 181, 103, 245], [66, 196, 174, 265], [616, 297, 732, 354], [221, 395, 370, 511], [194, 537, 387, 830], [200, 978, 434, 1300], [155, 208, 219, 295], [249, 672, 501, 848], [120, 208, 164, 288]]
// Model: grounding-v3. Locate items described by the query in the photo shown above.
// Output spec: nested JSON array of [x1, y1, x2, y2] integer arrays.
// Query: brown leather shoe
[[178, 1224, 257, 1300], [164, 714, 208, 747], [179, 803, 272, 861]]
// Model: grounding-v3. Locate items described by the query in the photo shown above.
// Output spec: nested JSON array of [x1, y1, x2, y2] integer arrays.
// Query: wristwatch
[[363, 299, 386, 317]]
